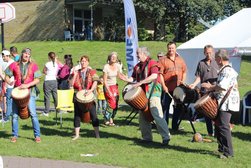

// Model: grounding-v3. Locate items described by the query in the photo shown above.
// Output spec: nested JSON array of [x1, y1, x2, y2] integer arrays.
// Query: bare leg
[[72, 127, 80, 140], [94, 127, 100, 138]]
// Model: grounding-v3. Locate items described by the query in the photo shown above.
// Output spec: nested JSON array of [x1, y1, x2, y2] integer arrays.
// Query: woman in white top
[[42, 52, 59, 116], [103, 52, 127, 126]]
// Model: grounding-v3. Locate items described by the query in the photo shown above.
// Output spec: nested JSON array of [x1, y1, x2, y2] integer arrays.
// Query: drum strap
[[218, 85, 233, 111], [217, 64, 233, 111], [148, 78, 157, 100]]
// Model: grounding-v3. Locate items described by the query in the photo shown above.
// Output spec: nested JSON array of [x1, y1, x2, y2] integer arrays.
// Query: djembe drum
[[123, 84, 153, 122], [11, 87, 30, 119], [194, 92, 218, 120], [75, 90, 95, 123], [173, 84, 200, 104]]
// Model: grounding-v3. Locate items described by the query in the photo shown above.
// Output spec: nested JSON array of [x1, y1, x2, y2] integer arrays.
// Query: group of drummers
[[0, 42, 240, 159]]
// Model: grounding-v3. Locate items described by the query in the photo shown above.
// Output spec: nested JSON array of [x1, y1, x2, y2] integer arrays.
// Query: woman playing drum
[[71, 55, 100, 140], [103, 52, 127, 126]]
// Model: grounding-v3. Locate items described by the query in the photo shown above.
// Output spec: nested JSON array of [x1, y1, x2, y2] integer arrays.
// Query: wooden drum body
[[123, 84, 153, 122], [194, 92, 218, 120], [76, 90, 95, 123], [173, 85, 200, 104], [11, 88, 30, 119]]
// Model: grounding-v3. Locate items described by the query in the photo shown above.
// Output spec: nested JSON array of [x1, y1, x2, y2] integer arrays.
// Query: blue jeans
[[4, 88, 13, 121], [97, 99, 107, 114], [12, 95, 41, 138]]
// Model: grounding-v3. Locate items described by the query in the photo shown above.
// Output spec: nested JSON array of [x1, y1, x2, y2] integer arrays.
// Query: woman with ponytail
[[42, 52, 59, 117]]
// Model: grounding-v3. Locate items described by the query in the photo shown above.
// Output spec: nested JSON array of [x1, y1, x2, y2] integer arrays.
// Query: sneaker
[[208, 133, 215, 137], [0, 119, 9, 123], [11, 137, 17, 143], [137, 139, 153, 144], [35, 137, 41, 143], [162, 139, 170, 146], [219, 154, 233, 159], [42, 112, 49, 117]]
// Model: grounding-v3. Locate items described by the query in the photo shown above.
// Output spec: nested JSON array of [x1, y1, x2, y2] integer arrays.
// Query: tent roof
[[178, 8, 251, 49]]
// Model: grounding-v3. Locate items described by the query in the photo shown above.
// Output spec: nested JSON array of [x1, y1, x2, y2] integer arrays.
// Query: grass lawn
[[0, 41, 251, 168]]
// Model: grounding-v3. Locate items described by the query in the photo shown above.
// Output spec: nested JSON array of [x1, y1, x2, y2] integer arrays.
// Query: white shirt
[[103, 63, 122, 86], [44, 61, 58, 81], [3, 59, 14, 88], [215, 65, 240, 112]]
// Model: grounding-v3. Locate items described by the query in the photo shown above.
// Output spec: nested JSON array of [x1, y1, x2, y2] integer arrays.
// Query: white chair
[[242, 91, 251, 125], [64, 31, 74, 41]]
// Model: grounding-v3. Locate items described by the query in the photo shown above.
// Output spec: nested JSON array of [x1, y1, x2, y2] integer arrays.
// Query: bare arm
[[201, 83, 226, 92], [189, 76, 201, 89], [160, 74, 168, 93], [19, 78, 40, 89], [103, 72, 112, 96], [43, 66, 47, 75], [134, 73, 157, 88]]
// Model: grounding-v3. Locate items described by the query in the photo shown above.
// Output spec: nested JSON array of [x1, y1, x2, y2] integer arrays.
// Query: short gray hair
[[215, 49, 229, 61], [138, 47, 150, 56]]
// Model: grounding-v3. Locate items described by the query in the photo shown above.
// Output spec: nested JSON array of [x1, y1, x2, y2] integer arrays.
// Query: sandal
[[35, 137, 41, 143], [11, 137, 17, 143], [72, 136, 80, 141], [109, 123, 115, 126], [104, 121, 110, 126]]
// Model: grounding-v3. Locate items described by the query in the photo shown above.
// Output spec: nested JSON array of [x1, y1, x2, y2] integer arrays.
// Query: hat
[[2, 50, 10, 56], [21, 48, 31, 54]]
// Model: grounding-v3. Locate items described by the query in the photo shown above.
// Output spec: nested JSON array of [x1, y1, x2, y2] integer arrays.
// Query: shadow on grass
[[232, 131, 251, 142]]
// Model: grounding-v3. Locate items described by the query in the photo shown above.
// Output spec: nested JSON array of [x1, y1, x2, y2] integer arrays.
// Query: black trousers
[[74, 100, 99, 128], [215, 110, 233, 157]]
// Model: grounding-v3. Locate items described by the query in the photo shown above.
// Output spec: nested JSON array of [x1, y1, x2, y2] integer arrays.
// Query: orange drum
[[76, 90, 95, 123], [194, 92, 218, 120], [123, 84, 153, 122], [173, 84, 200, 103], [11, 88, 30, 119]]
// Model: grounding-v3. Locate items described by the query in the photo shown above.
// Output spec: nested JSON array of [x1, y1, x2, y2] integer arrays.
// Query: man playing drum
[[202, 49, 240, 159], [189, 45, 219, 136], [125, 47, 170, 146], [71, 55, 100, 140], [158, 41, 187, 131], [4, 48, 42, 143]]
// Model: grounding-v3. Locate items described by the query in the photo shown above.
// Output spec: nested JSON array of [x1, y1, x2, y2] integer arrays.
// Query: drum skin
[[173, 84, 200, 104], [76, 90, 95, 112], [76, 90, 95, 123], [123, 84, 153, 122], [194, 92, 218, 120], [11, 88, 30, 119]]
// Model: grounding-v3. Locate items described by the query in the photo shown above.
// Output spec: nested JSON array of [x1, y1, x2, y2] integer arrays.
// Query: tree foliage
[[93, 0, 248, 42]]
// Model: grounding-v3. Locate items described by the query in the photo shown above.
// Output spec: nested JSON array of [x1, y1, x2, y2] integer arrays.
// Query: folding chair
[[242, 91, 251, 125], [56, 89, 74, 128]]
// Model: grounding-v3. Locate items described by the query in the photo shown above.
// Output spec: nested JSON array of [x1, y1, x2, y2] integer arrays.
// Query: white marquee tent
[[177, 8, 251, 84]]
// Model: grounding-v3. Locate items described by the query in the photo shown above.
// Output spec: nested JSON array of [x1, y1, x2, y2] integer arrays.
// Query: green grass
[[1, 41, 251, 168]]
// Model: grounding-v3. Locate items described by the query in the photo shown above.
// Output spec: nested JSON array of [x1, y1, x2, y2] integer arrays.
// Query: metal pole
[[0, 19, 4, 50], [90, 1, 93, 41]]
